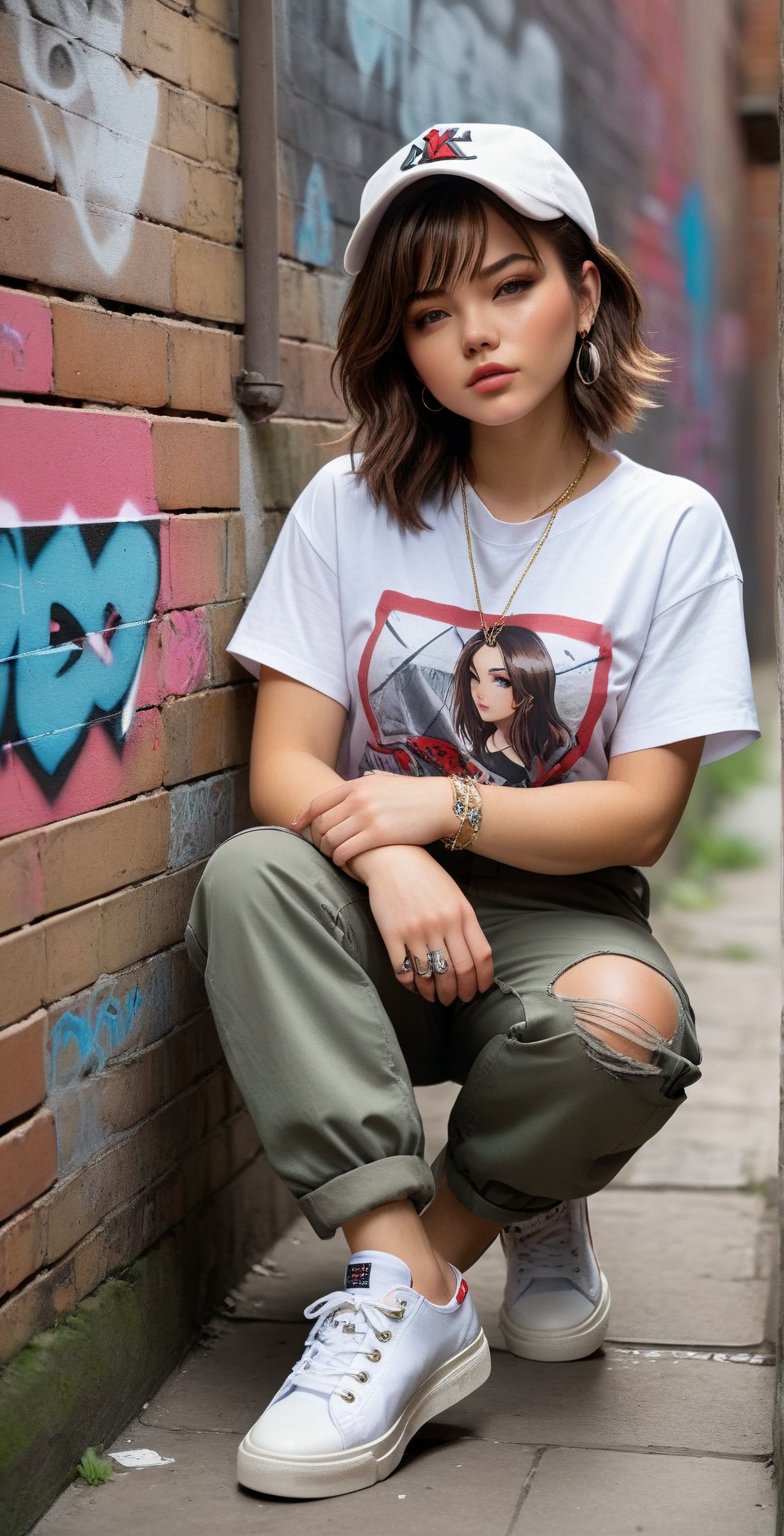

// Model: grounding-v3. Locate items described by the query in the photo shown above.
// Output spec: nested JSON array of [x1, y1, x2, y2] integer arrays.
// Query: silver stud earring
[[575, 327, 601, 387], [421, 385, 445, 413]]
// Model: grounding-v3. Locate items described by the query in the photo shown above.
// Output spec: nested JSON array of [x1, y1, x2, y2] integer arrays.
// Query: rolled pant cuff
[[298, 1156, 436, 1239], [445, 1153, 558, 1227]]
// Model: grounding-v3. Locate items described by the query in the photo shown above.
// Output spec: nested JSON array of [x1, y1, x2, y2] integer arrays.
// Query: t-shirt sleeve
[[226, 465, 350, 709], [609, 490, 759, 765]]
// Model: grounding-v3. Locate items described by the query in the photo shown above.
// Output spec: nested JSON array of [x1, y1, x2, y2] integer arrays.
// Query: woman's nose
[[462, 310, 499, 355]]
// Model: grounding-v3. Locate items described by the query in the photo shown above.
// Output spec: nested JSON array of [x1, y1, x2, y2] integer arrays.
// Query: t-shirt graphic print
[[226, 453, 759, 785], [358, 591, 612, 789]]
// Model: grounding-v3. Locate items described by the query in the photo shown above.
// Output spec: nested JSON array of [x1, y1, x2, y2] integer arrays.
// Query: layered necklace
[[460, 441, 593, 648]]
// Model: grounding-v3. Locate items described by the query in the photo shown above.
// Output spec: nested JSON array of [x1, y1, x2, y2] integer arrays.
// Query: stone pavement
[[33, 717, 780, 1535]]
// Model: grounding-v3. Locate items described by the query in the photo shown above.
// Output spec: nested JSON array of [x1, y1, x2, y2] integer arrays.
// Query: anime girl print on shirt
[[357, 592, 612, 788]]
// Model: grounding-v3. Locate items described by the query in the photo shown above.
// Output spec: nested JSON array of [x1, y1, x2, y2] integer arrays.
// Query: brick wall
[[0, 0, 777, 1373], [0, 0, 282, 1368]]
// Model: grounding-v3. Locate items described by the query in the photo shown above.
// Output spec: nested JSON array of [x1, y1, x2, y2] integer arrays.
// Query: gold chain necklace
[[461, 442, 593, 647]]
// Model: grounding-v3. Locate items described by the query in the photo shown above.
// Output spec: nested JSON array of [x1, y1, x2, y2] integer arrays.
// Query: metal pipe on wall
[[234, 0, 284, 420]]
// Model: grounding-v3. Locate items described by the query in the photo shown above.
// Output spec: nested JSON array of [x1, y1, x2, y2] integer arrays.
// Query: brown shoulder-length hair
[[451, 627, 573, 770], [333, 176, 669, 531]]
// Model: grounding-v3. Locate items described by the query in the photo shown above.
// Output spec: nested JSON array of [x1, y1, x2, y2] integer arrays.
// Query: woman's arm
[[250, 667, 494, 1002], [249, 667, 349, 827], [297, 737, 706, 874]]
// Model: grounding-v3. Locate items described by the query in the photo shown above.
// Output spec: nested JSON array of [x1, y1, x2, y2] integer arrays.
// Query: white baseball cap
[[344, 122, 598, 275]]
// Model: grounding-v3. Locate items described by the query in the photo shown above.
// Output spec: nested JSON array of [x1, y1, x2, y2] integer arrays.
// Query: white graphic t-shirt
[[228, 452, 759, 788]]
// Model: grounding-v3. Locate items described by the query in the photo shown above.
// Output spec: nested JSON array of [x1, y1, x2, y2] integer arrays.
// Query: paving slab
[[138, 1316, 773, 1459], [33, 1424, 536, 1536], [514, 1447, 775, 1535], [447, 1346, 774, 1458]]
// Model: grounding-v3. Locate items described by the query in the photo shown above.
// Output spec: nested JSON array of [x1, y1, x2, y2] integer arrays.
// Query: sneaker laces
[[506, 1206, 583, 1284], [284, 1289, 406, 1397]]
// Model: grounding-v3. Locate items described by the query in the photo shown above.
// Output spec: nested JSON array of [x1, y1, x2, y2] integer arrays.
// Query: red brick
[[162, 512, 232, 607], [166, 85, 209, 160], [0, 926, 45, 1030], [208, 600, 246, 684], [0, 175, 174, 311], [142, 142, 240, 244], [152, 417, 239, 509], [0, 826, 42, 933], [41, 794, 170, 916], [195, 0, 239, 37], [43, 905, 102, 1005], [173, 230, 243, 324], [41, 864, 203, 1007], [0, 81, 55, 184], [122, 0, 192, 91], [158, 607, 211, 697], [162, 684, 254, 784], [168, 319, 234, 415], [280, 339, 344, 421], [0, 1203, 47, 1300], [51, 300, 169, 408], [205, 101, 239, 169], [188, 18, 238, 107], [98, 863, 205, 975], [0, 1011, 46, 1127], [0, 287, 52, 394], [0, 1110, 56, 1224]]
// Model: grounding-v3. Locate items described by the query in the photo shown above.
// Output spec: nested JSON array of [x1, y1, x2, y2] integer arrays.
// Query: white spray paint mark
[[7, 0, 159, 275], [110, 1450, 175, 1469]]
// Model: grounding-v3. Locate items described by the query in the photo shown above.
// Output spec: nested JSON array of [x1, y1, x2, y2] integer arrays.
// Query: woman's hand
[[354, 846, 494, 1006], [292, 772, 454, 866]]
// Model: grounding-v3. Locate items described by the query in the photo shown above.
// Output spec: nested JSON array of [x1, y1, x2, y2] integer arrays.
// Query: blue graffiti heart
[[8, 523, 159, 776], [0, 531, 19, 730]]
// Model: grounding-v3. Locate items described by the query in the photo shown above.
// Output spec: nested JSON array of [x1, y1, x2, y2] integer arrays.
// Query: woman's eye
[[496, 277, 533, 297], [413, 308, 447, 329], [493, 675, 512, 689]]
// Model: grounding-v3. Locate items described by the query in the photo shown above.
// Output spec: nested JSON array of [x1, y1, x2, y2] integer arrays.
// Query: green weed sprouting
[[76, 1447, 114, 1485]]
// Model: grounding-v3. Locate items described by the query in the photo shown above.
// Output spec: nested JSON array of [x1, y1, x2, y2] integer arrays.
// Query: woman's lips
[[469, 369, 517, 393]]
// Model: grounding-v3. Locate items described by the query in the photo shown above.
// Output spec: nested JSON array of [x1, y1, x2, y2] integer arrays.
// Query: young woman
[[186, 123, 758, 1501]]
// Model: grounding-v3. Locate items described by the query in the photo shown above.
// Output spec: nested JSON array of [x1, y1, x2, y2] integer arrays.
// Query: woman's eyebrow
[[406, 252, 536, 306]]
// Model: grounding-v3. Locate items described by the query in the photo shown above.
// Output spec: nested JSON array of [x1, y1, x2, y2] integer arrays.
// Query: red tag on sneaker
[[455, 1278, 468, 1305]]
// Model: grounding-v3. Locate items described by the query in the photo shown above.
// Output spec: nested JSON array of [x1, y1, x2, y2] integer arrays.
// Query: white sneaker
[[237, 1249, 491, 1499], [499, 1199, 611, 1362]]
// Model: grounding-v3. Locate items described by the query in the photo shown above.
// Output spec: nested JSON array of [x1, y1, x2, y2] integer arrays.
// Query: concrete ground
[[34, 722, 780, 1535]]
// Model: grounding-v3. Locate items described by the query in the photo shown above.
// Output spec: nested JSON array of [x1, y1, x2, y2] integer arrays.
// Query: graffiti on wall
[[50, 984, 144, 1086], [293, 0, 564, 267], [3, 0, 159, 274], [0, 401, 162, 836]]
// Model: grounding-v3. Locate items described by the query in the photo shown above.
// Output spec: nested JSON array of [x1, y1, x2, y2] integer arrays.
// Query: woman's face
[[468, 643, 523, 727], [402, 204, 598, 426]]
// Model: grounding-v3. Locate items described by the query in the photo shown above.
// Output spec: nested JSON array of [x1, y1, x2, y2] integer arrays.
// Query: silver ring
[[427, 949, 449, 975], [413, 954, 433, 978], [397, 957, 412, 974]]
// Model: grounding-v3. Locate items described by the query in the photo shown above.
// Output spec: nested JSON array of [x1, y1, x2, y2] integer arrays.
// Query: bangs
[[375, 179, 542, 319]]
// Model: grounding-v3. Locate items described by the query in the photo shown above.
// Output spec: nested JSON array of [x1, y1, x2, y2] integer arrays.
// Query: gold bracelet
[[442, 774, 482, 851]]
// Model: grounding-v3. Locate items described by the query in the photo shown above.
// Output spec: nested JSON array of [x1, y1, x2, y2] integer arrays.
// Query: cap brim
[[343, 168, 569, 275]]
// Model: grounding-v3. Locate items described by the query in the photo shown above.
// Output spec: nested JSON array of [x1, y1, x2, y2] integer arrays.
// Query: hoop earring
[[421, 385, 445, 413], [575, 330, 602, 387]]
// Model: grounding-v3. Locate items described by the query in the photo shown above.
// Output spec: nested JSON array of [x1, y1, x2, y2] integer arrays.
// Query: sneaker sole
[[499, 1272, 611, 1362], [236, 1327, 491, 1499]]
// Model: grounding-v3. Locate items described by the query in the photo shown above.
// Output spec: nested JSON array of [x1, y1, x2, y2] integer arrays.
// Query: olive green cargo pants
[[185, 827, 701, 1238]]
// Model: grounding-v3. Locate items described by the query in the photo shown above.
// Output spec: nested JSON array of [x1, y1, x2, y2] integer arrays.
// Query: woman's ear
[[577, 259, 601, 331]]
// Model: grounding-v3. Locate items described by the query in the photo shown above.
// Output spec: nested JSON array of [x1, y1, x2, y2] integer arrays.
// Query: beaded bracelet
[[442, 773, 483, 852]]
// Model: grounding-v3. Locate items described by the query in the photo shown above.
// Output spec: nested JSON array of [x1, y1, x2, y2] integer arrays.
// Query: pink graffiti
[[0, 290, 52, 394], [1, 403, 157, 524]]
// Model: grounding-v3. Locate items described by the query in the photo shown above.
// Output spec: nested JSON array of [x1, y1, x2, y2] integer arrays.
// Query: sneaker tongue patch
[[344, 1250, 412, 1295]]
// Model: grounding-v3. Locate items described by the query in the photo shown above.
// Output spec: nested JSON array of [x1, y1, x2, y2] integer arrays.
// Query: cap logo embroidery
[[401, 127, 477, 171]]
